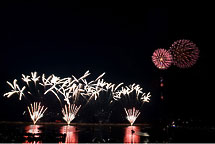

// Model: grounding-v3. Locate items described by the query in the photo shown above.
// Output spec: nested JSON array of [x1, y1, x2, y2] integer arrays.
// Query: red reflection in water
[[124, 126, 140, 143], [25, 125, 42, 135], [23, 125, 42, 144], [23, 142, 41, 144], [60, 125, 78, 143]]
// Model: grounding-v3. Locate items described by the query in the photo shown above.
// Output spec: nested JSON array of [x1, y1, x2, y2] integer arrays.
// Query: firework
[[43, 71, 97, 105], [152, 48, 173, 70], [118, 83, 151, 108], [169, 39, 200, 68], [84, 80, 125, 123], [31, 72, 40, 86], [4, 73, 48, 124], [124, 107, 141, 125], [36, 71, 110, 123], [140, 92, 151, 103], [116, 84, 151, 125], [3, 79, 26, 100], [4, 71, 151, 124], [22, 74, 31, 86], [62, 103, 81, 125], [27, 102, 48, 124], [4, 72, 47, 101]]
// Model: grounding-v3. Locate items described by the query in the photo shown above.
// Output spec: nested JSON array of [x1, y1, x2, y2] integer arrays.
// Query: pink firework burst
[[152, 48, 173, 70], [169, 39, 200, 68]]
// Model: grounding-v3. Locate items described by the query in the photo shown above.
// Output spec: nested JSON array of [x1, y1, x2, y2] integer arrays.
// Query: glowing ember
[[169, 39, 200, 68], [124, 107, 141, 126], [152, 48, 173, 70], [62, 103, 81, 125], [27, 102, 47, 124]]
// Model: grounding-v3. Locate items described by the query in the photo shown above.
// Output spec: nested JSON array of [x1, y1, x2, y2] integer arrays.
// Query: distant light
[[160, 82, 164, 87], [161, 95, 164, 100], [171, 121, 176, 127]]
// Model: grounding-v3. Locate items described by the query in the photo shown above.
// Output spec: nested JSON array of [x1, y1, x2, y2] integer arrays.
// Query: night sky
[[0, 2, 210, 122]]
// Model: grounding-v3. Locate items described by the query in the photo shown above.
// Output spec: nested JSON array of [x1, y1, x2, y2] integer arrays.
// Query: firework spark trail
[[42, 74, 71, 106], [3, 80, 19, 98], [62, 103, 81, 125], [31, 72, 40, 86], [71, 72, 107, 104], [27, 102, 48, 124], [22, 74, 31, 87], [46, 71, 111, 122], [3, 79, 26, 100], [4, 73, 50, 124], [85, 80, 123, 105], [124, 107, 141, 126], [4, 71, 116, 124], [110, 82, 124, 101], [17, 85, 26, 100], [4, 71, 151, 125], [118, 84, 142, 106], [119, 84, 151, 105], [44, 75, 61, 94], [40, 74, 52, 87], [78, 70, 91, 81], [43, 71, 98, 105], [115, 83, 151, 125], [4, 72, 51, 102], [84, 80, 126, 123], [57, 78, 72, 92], [94, 72, 106, 82], [40, 71, 109, 122], [140, 92, 151, 103]]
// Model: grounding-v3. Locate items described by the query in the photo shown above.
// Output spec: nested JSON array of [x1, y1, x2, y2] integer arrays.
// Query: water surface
[[0, 122, 214, 143]]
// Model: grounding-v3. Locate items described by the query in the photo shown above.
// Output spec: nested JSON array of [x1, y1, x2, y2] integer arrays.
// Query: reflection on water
[[1, 122, 213, 143], [22, 125, 142, 143], [23, 125, 42, 143], [124, 126, 140, 143], [59, 125, 78, 143], [25, 125, 42, 135]]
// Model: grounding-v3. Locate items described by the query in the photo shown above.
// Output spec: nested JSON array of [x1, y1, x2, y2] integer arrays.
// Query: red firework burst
[[169, 39, 200, 68], [152, 48, 173, 70]]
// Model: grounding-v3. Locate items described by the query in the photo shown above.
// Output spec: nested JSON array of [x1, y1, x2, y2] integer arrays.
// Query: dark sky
[[0, 2, 210, 122]]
